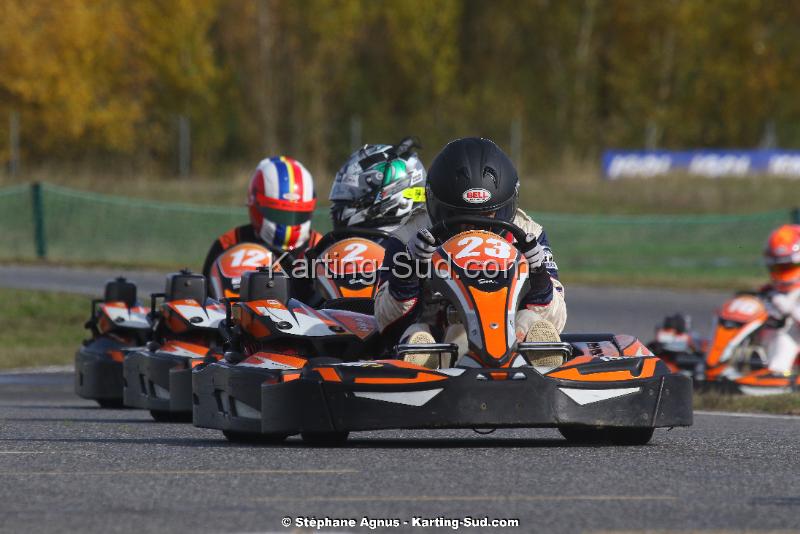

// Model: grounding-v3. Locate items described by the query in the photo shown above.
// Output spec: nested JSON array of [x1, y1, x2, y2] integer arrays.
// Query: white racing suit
[[764, 288, 800, 374], [374, 207, 567, 360]]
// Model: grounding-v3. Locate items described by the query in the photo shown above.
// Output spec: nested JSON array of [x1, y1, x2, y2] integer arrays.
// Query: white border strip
[[695, 410, 800, 421]]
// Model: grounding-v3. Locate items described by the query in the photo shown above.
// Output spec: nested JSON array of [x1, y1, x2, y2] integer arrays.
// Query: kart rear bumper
[[74, 339, 126, 401], [123, 350, 192, 413], [193, 362, 692, 436]]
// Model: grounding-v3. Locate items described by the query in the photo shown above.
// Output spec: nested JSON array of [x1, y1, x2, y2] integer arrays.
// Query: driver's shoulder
[[512, 208, 543, 238]]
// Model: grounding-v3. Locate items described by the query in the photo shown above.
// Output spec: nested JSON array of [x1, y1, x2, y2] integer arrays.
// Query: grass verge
[[694, 392, 800, 416], [0, 287, 88, 369]]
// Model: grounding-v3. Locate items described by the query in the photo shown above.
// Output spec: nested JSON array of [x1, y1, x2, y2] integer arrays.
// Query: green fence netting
[[1, 183, 795, 280]]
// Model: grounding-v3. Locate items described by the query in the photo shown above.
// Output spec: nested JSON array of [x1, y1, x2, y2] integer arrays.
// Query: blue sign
[[602, 149, 800, 179]]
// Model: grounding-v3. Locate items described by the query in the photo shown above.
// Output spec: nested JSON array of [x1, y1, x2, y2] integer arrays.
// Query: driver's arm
[[375, 236, 422, 333], [514, 212, 567, 332]]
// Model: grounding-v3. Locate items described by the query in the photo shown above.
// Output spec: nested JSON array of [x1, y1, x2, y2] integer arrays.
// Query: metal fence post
[[792, 207, 800, 224], [31, 182, 47, 259], [9, 111, 20, 177]]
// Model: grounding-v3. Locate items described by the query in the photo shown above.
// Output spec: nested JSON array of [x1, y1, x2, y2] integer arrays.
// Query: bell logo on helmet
[[462, 188, 492, 204], [282, 192, 300, 201]]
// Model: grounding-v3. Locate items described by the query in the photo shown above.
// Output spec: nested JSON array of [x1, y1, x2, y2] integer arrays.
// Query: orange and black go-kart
[[122, 243, 275, 421], [306, 226, 390, 300], [122, 270, 229, 421], [198, 216, 693, 446], [701, 291, 799, 395], [647, 314, 708, 381], [192, 237, 387, 443], [75, 278, 153, 407]]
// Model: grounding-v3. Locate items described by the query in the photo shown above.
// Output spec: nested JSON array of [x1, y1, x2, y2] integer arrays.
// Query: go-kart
[[75, 278, 152, 407], [203, 216, 693, 445], [704, 292, 799, 395], [192, 228, 389, 442], [647, 314, 707, 380]]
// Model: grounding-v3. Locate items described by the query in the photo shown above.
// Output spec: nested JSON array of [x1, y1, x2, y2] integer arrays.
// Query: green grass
[[0, 287, 88, 369], [694, 392, 800, 416]]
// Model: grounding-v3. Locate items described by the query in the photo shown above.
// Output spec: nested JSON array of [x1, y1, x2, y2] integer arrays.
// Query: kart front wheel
[[301, 431, 350, 445], [559, 426, 654, 446], [222, 430, 287, 444]]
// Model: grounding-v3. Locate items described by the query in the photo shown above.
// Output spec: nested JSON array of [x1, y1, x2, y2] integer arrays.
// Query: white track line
[[695, 410, 800, 421], [0, 365, 73, 374]]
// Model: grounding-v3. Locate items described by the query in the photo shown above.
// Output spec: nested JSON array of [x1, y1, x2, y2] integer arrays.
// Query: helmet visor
[[256, 195, 316, 226]]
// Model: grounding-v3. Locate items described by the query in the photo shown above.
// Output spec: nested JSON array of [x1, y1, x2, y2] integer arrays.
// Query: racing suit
[[374, 207, 567, 356], [763, 287, 800, 374], [202, 224, 322, 304]]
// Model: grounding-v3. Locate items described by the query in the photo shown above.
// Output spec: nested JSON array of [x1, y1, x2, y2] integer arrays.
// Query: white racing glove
[[408, 229, 437, 263], [522, 233, 545, 270]]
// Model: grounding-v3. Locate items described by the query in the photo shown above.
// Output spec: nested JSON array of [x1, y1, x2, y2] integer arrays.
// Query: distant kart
[[647, 314, 707, 380], [705, 292, 799, 394], [122, 243, 273, 421], [650, 292, 800, 395], [198, 216, 692, 445], [75, 278, 152, 407], [193, 228, 388, 442]]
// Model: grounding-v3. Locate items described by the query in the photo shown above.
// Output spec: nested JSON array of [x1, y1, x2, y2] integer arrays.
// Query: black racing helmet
[[425, 137, 519, 225]]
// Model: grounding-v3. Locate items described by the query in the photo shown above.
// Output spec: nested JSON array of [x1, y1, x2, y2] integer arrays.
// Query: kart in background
[[75, 278, 152, 407], [649, 292, 800, 395], [204, 216, 692, 445], [193, 228, 390, 443], [122, 243, 273, 421]]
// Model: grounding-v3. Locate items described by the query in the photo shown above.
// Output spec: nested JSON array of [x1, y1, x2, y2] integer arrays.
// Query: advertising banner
[[602, 150, 800, 179]]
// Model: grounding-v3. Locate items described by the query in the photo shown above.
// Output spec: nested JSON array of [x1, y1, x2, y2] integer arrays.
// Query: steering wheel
[[427, 215, 537, 254], [306, 227, 392, 260]]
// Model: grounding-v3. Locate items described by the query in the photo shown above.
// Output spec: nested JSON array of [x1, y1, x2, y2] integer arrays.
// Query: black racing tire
[[301, 431, 350, 445], [559, 426, 654, 446], [96, 398, 125, 409], [222, 430, 288, 444], [149, 410, 192, 423]]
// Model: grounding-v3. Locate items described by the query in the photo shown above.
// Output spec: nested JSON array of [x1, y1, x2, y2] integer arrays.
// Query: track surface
[[1, 373, 799, 533], [0, 264, 729, 340]]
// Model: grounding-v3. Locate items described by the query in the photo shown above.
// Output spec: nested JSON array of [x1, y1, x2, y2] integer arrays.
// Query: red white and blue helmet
[[247, 156, 316, 251]]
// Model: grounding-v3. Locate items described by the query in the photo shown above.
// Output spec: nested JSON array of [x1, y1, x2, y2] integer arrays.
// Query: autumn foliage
[[1, 0, 798, 174]]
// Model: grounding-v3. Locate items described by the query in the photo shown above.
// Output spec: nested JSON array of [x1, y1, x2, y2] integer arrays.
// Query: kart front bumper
[[192, 361, 279, 433], [122, 350, 192, 413], [74, 338, 128, 402], [194, 362, 692, 436]]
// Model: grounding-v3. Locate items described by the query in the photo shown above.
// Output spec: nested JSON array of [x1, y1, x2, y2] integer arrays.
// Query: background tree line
[[2, 0, 798, 178]]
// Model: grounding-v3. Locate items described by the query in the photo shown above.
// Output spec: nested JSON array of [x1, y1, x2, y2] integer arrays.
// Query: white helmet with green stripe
[[329, 138, 426, 230]]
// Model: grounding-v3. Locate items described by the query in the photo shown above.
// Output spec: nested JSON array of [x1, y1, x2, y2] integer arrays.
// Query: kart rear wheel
[[222, 430, 288, 444], [149, 410, 192, 423], [559, 426, 654, 446], [96, 399, 124, 409], [301, 431, 350, 445]]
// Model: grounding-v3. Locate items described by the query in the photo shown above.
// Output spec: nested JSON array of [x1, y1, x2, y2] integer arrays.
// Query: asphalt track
[[3, 265, 798, 533], [2, 372, 800, 533]]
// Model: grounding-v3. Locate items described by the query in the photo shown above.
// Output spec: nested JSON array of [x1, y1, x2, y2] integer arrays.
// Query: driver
[[374, 137, 567, 368], [201, 156, 322, 302], [761, 224, 800, 375]]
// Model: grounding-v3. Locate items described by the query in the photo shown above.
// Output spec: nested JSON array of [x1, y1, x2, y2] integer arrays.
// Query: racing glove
[[522, 234, 545, 270], [408, 229, 437, 263]]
